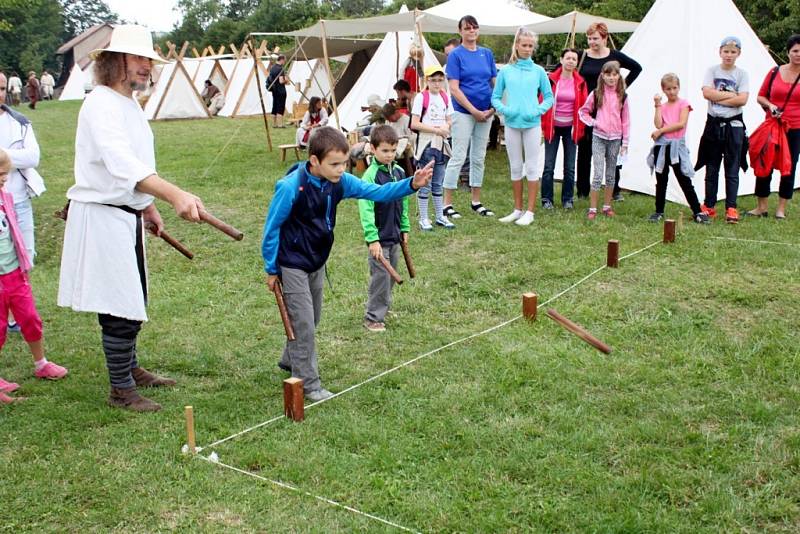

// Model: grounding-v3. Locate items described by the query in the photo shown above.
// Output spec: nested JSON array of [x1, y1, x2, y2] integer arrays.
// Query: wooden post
[[607, 240, 619, 268], [249, 36, 273, 152], [319, 21, 342, 130], [283, 378, 304, 422], [522, 293, 538, 321], [678, 211, 684, 234], [663, 219, 676, 243], [545, 309, 612, 354], [185, 406, 196, 454]]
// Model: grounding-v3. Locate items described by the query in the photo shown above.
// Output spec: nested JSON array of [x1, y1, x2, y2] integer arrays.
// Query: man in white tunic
[[40, 70, 55, 100], [58, 25, 207, 412]]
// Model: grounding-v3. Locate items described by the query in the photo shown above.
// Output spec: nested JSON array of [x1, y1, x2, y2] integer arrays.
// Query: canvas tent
[[59, 64, 89, 100], [143, 61, 211, 120], [218, 58, 273, 118], [286, 59, 332, 110], [619, 0, 779, 205], [191, 57, 230, 94]]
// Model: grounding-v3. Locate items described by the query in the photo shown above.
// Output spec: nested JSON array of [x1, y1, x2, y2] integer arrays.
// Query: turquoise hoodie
[[491, 58, 553, 129]]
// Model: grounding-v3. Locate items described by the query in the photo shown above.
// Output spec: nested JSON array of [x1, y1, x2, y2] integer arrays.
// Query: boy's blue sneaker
[[435, 216, 455, 229]]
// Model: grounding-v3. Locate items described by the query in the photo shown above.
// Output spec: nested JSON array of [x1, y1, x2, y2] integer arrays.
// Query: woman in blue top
[[442, 15, 498, 223], [492, 27, 553, 225]]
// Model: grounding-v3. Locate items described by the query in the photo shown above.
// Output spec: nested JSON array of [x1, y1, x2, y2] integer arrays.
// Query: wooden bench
[[279, 144, 301, 162]]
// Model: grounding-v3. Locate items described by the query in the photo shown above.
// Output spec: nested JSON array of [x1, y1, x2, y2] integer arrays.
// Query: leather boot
[[132, 367, 176, 388], [107, 386, 161, 412]]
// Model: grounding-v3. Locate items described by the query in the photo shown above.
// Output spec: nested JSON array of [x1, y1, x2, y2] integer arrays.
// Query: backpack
[[412, 90, 449, 131]]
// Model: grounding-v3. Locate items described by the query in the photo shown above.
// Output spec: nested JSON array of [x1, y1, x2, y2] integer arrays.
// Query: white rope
[[199, 455, 420, 533], [199, 120, 245, 180], [710, 236, 800, 247], [199, 239, 662, 451]]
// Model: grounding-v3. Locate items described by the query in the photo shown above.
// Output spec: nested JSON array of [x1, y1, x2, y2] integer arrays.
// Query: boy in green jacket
[[358, 125, 410, 332]]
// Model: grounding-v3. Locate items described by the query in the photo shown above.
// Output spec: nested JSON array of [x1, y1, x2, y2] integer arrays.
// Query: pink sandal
[[34, 362, 68, 380], [1, 391, 25, 404], [0, 377, 20, 393]]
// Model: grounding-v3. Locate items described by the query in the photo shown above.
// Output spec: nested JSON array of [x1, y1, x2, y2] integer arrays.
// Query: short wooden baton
[[144, 223, 194, 260], [377, 253, 403, 284], [200, 210, 244, 241], [545, 308, 612, 354], [400, 240, 416, 278], [272, 279, 296, 341]]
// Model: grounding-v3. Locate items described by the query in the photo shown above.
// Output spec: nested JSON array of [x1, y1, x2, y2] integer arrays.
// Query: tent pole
[[395, 32, 400, 81], [569, 12, 577, 48], [415, 9, 424, 92], [249, 35, 273, 152], [319, 21, 342, 130]]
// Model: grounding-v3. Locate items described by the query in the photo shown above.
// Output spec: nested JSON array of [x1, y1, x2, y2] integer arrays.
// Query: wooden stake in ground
[[545, 309, 612, 354], [378, 254, 403, 284], [663, 219, 676, 243], [199, 210, 244, 240], [522, 292, 538, 320], [400, 240, 416, 278], [607, 239, 619, 268], [283, 378, 304, 421], [271, 278, 296, 341], [678, 211, 684, 234], [185, 406, 197, 454]]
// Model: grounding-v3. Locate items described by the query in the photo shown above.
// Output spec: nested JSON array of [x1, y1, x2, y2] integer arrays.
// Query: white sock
[[509, 209, 523, 217], [417, 194, 429, 221], [589, 207, 598, 213], [432, 193, 444, 220], [603, 205, 611, 211], [34, 357, 48, 371]]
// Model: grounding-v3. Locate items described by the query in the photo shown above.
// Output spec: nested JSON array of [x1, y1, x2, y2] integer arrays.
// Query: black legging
[[754, 128, 800, 199]]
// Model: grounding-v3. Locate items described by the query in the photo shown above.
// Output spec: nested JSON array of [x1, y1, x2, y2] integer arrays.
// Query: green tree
[[59, 0, 118, 40], [0, 0, 63, 74]]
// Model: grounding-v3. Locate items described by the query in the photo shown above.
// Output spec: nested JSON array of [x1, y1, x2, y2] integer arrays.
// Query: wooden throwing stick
[[199, 210, 244, 241], [546, 309, 612, 354], [400, 240, 416, 278], [377, 254, 403, 284], [271, 278, 296, 341], [144, 223, 194, 259]]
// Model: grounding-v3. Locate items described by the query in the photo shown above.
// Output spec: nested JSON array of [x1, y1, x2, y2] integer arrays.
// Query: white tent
[[59, 64, 88, 100], [191, 57, 229, 93], [287, 59, 331, 108], [331, 7, 441, 131], [619, 0, 779, 205], [143, 61, 211, 120], [218, 58, 273, 118]]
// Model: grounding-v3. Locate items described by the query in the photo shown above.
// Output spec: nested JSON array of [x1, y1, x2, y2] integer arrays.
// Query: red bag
[[748, 116, 791, 177]]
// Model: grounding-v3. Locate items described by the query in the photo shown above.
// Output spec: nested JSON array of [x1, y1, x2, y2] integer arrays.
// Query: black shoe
[[693, 213, 711, 224], [277, 362, 291, 373], [647, 212, 664, 223], [613, 193, 624, 202], [542, 199, 554, 210]]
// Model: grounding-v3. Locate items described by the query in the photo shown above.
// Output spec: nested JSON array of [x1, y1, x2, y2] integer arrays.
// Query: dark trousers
[[653, 145, 702, 215], [576, 125, 622, 198], [98, 314, 142, 389], [755, 128, 800, 200], [701, 117, 746, 209]]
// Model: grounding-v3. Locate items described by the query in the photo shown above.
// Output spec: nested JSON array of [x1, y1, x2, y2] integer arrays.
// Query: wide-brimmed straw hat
[[89, 25, 166, 63]]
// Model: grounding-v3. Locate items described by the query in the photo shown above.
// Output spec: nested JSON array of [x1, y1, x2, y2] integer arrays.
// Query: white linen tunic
[[58, 85, 156, 321]]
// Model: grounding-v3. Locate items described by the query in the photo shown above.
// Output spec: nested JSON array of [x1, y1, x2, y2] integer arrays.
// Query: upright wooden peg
[[522, 292, 538, 321], [663, 219, 676, 243], [283, 378, 305, 422], [607, 239, 619, 268], [185, 405, 196, 454]]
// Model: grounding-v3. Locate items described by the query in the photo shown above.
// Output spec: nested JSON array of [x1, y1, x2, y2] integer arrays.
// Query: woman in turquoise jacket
[[491, 27, 553, 226]]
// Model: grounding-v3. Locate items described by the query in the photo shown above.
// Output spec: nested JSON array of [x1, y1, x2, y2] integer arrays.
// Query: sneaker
[[305, 388, 334, 402], [418, 218, 433, 231], [700, 203, 717, 218], [0, 377, 20, 393], [587, 210, 597, 221], [515, 211, 535, 226], [34, 361, 68, 380], [499, 211, 522, 223], [542, 199, 554, 210], [648, 212, 664, 223], [363, 320, 386, 332], [7, 322, 21, 334], [443, 205, 461, 219], [725, 207, 739, 224], [613, 192, 624, 202], [563, 200, 574, 210], [602, 207, 616, 218], [434, 216, 455, 229], [693, 213, 711, 224]]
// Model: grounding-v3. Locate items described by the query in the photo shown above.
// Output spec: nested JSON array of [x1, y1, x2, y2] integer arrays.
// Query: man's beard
[[129, 80, 148, 92]]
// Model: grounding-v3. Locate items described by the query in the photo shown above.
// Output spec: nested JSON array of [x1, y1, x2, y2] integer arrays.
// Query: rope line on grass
[[710, 236, 799, 247], [199, 120, 245, 180], [198, 239, 662, 452], [198, 455, 421, 533]]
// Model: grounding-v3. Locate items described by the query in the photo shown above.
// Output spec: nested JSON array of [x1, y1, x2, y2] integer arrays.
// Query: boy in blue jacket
[[262, 127, 432, 401]]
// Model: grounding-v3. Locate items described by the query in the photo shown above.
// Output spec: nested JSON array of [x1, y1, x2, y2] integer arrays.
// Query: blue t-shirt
[[445, 45, 497, 114]]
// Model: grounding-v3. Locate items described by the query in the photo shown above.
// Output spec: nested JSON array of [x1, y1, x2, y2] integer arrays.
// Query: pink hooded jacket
[[0, 190, 32, 273]]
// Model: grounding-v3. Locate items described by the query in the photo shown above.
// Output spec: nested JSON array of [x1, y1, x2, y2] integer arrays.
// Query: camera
[[771, 108, 781, 117]]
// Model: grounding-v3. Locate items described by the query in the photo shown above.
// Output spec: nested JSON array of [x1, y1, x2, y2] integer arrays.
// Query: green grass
[[2, 99, 799, 532]]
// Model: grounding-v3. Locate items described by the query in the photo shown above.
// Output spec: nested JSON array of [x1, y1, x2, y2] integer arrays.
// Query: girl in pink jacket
[[579, 61, 630, 219]]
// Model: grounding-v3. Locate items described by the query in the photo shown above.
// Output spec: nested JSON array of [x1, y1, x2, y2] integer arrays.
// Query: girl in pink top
[[578, 61, 629, 219], [646, 73, 708, 223]]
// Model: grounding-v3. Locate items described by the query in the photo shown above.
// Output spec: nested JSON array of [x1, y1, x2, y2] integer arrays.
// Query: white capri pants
[[504, 125, 541, 181]]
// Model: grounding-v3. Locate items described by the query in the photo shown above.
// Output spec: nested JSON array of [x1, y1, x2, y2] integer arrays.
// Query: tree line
[[1, 0, 797, 78]]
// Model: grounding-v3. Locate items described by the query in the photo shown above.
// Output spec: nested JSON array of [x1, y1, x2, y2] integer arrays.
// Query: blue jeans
[[14, 198, 35, 266], [416, 145, 447, 197], [541, 126, 576, 205]]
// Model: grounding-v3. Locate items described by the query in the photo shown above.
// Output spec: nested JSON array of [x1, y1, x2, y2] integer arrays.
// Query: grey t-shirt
[[703, 65, 749, 118]]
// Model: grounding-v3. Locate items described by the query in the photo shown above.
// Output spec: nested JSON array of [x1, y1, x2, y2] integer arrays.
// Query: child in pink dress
[[0, 149, 67, 404]]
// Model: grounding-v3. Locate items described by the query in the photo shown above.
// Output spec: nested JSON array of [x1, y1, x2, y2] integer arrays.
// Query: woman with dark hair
[[749, 34, 800, 219], [442, 14, 498, 223], [268, 54, 288, 128], [576, 22, 641, 200]]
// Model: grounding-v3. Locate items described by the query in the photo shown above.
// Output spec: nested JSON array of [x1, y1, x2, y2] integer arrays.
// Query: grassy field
[[2, 100, 799, 533]]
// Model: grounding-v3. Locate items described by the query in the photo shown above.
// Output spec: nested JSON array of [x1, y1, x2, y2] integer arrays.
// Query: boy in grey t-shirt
[[696, 36, 750, 223]]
